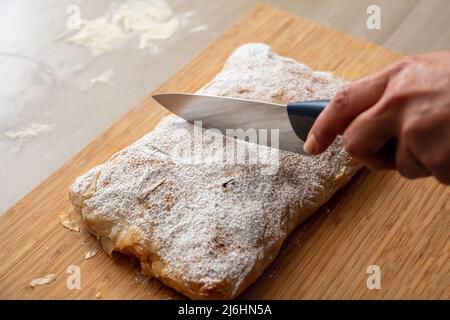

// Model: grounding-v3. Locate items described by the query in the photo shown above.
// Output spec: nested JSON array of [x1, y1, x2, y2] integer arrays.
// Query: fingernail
[[303, 134, 318, 154]]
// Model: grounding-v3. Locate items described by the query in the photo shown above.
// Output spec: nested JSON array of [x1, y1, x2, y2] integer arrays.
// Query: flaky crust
[[70, 43, 361, 299]]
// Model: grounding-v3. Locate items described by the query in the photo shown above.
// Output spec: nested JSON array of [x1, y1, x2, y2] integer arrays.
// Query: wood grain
[[0, 5, 448, 300]]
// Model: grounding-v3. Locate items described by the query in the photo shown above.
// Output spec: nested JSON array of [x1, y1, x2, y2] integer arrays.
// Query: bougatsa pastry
[[70, 43, 362, 299]]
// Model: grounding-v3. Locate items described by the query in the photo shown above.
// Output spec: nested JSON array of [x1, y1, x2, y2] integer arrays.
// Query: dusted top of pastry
[[70, 43, 359, 299]]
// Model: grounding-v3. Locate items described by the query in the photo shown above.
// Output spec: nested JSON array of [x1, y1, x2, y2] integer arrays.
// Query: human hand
[[303, 51, 450, 184]]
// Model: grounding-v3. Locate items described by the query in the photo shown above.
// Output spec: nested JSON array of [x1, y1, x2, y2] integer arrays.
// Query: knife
[[152, 93, 329, 154]]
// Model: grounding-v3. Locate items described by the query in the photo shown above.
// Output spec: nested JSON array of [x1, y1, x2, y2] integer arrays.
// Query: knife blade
[[152, 93, 329, 153]]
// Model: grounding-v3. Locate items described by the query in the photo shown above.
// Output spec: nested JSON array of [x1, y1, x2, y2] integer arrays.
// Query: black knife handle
[[287, 99, 330, 141]]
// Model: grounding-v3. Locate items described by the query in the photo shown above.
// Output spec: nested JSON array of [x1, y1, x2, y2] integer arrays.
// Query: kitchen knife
[[152, 93, 329, 153]]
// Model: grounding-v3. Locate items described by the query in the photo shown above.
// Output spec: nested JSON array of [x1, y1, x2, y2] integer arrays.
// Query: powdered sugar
[[70, 43, 360, 298], [198, 43, 345, 103]]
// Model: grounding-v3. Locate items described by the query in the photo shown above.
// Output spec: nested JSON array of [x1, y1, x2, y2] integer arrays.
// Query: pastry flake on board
[[30, 274, 56, 288], [58, 211, 80, 232]]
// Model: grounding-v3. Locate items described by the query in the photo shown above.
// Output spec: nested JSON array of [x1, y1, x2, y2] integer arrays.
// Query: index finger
[[303, 66, 392, 155]]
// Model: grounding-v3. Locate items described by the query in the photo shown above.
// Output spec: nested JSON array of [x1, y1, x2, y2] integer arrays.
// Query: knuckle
[[385, 83, 411, 104], [391, 61, 409, 74], [356, 112, 373, 125], [343, 133, 358, 156], [331, 87, 350, 112], [393, 58, 414, 71], [402, 117, 423, 143], [386, 61, 416, 96], [388, 87, 408, 100], [372, 89, 406, 114]]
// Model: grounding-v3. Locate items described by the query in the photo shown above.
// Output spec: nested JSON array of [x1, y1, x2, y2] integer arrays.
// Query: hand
[[303, 51, 450, 184]]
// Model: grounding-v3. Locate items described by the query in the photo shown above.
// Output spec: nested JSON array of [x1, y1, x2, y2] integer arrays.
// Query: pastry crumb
[[95, 291, 102, 299], [134, 270, 152, 286], [30, 274, 56, 287], [100, 237, 115, 256], [84, 248, 98, 260], [58, 211, 80, 232]]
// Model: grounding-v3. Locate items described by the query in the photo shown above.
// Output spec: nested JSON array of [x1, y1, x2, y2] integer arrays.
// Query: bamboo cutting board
[[0, 5, 448, 300]]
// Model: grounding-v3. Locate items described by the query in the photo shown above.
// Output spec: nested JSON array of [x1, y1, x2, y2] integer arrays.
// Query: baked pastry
[[70, 43, 361, 299]]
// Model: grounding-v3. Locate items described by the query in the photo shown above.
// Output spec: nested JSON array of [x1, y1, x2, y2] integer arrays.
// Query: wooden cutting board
[[0, 5, 448, 300]]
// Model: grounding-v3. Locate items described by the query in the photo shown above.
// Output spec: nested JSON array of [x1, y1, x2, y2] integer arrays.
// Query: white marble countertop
[[1, 0, 449, 213]]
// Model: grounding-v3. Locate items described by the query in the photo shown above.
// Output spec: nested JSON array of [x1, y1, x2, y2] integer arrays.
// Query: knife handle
[[287, 99, 330, 141]]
